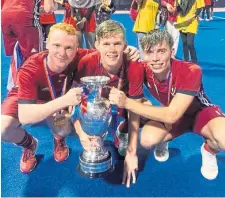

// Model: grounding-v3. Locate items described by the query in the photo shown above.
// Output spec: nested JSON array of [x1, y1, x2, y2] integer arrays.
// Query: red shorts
[[1, 88, 47, 119], [1, 88, 19, 119], [1, 24, 40, 58], [170, 106, 225, 138]]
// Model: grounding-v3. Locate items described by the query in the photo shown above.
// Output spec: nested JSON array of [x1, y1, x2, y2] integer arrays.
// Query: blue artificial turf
[[1, 13, 225, 197]]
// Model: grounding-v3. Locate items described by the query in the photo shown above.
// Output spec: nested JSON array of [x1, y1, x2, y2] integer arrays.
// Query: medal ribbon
[[44, 57, 68, 114], [152, 71, 172, 106]]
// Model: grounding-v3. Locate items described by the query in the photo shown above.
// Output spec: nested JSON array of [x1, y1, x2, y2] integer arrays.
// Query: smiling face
[[143, 41, 172, 75], [140, 29, 174, 80], [95, 33, 126, 74], [95, 20, 127, 74], [46, 27, 78, 73]]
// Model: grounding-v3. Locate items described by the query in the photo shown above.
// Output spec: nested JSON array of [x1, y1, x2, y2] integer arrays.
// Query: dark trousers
[[42, 24, 54, 40], [202, 5, 211, 19], [180, 32, 197, 63]]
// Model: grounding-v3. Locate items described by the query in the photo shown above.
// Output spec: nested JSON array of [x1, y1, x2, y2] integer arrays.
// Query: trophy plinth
[[77, 76, 114, 178]]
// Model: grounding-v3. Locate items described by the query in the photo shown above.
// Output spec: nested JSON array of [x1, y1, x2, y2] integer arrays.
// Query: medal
[[44, 57, 68, 128], [53, 114, 66, 127]]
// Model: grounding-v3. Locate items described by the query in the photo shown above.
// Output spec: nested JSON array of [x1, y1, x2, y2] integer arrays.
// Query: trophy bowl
[[77, 76, 114, 178]]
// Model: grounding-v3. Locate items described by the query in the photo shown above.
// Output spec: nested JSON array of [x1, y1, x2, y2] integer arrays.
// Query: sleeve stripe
[[128, 94, 144, 99], [18, 99, 36, 104], [177, 89, 199, 96]]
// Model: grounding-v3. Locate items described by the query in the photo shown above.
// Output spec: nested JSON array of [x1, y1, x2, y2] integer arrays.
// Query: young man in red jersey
[[1, 0, 56, 90], [1, 23, 90, 174], [72, 20, 144, 156], [109, 29, 225, 187], [1, 21, 140, 174]]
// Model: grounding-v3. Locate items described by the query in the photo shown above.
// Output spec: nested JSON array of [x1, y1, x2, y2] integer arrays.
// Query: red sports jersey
[[63, 2, 77, 29], [17, 49, 95, 103], [40, 0, 56, 24], [204, 0, 212, 6], [161, 0, 177, 22], [1, 0, 40, 26], [74, 51, 144, 99], [79, 8, 96, 32], [143, 59, 215, 116], [2, 48, 95, 118], [74, 51, 144, 133]]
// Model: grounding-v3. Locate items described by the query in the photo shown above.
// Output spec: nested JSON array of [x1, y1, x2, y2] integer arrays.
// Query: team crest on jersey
[[171, 86, 176, 96], [41, 87, 50, 92]]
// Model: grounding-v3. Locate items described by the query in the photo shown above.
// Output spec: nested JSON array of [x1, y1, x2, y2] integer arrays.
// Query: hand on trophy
[[109, 87, 128, 109], [64, 87, 83, 106], [122, 150, 138, 188], [79, 131, 100, 152], [124, 46, 140, 61]]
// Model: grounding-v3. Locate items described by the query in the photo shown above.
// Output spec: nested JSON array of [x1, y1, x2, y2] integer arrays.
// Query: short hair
[[140, 29, 174, 52], [48, 23, 77, 39], [96, 20, 126, 41]]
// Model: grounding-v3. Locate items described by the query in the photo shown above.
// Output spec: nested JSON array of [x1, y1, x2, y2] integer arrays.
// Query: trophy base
[[77, 151, 114, 178]]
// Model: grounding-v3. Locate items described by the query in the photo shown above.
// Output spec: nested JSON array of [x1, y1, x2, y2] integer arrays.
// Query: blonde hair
[[96, 20, 126, 41], [48, 23, 77, 39]]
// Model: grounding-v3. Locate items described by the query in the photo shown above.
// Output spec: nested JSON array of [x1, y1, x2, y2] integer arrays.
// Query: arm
[[109, 88, 195, 124], [195, 8, 202, 17], [161, 0, 176, 13], [122, 61, 144, 188], [122, 107, 140, 188], [125, 93, 194, 124], [136, 0, 143, 5], [110, 0, 116, 13], [124, 46, 140, 61], [18, 87, 82, 125], [44, 0, 56, 13]]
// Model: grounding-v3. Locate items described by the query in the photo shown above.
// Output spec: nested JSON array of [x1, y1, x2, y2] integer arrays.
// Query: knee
[[187, 41, 194, 49], [140, 133, 160, 149], [1, 119, 11, 141], [214, 133, 225, 151], [1, 115, 17, 141]]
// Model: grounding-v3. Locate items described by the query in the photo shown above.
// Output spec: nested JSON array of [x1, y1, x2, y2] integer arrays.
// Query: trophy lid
[[80, 76, 110, 86]]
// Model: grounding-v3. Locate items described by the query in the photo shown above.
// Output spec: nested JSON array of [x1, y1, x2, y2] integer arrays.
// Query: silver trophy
[[77, 76, 114, 178]]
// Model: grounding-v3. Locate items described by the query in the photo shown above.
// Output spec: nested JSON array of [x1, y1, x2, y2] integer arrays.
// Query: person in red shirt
[[40, 0, 57, 42], [0, 23, 93, 174], [1, 0, 56, 90], [72, 20, 144, 156], [60, 0, 77, 29], [161, 0, 179, 57], [109, 29, 225, 187], [1, 21, 141, 173], [70, 5, 96, 49], [200, 0, 212, 21]]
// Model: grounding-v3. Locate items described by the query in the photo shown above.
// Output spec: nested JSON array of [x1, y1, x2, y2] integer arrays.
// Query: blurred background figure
[[175, 0, 205, 63], [199, 0, 212, 21], [95, 0, 116, 26], [1, 0, 56, 91], [161, 0, 180, 57], [132, 0, 159, 59], [69, 4, 96, 48], [40, 0, 57, 48], [56, 0, 77, 28]]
